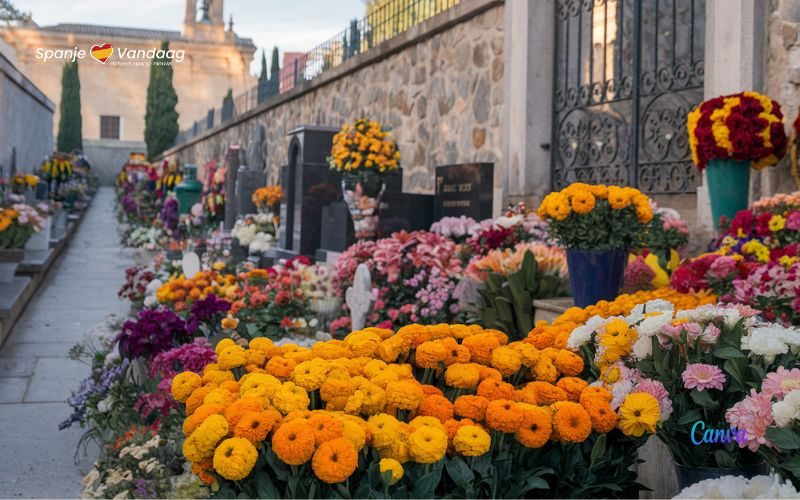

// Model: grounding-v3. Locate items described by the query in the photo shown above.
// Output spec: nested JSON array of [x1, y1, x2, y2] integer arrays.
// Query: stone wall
[[0, 49, 54, 174], [161, 0, 505, 195], [84, 139, 146, 186]]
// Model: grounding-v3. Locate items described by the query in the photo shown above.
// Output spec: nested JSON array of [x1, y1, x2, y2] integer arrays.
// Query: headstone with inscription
[[278, 125, 342, 257], [223, 145, 241, 230], [433, 163, 494, 221]]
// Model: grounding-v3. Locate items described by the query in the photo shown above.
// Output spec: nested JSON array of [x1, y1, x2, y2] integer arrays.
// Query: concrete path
[[0, 187, 133, 498]]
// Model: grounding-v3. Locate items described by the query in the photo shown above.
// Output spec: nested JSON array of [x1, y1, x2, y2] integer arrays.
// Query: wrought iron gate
[[552, 0, 705, 193]]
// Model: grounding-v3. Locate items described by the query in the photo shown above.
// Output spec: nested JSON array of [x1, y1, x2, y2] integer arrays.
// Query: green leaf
[[766, 427, 800, 450], [779, 456, 800, 477], [413, 470, 441, 498], [676, 408, 702, 425], [690, 389, 719, 410], [714, 450, 737, 468], [712, 346, 745, 359], [255, 472, 280, 499], [589, 434, 606, 470], [445, 456, 474, 487]]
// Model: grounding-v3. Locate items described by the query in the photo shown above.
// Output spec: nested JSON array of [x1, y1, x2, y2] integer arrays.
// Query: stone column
[[698, 0, 767, 232], [502, 0, 555, 212]]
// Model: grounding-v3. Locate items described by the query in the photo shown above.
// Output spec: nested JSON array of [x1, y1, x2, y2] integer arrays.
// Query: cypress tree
[[268, 46, 280, 96], [349, 19, 360, 57], [144, 40, 179, 160], [57, 60, 82, 152], [257, 49, 268, 103], [221, 88, 234, 122], [259, 50, 268, 83]]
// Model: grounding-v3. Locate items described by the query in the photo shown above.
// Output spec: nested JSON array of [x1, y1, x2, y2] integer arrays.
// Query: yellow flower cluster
[[156, 271, 238, 311], [12, 174, 39, 188], [173, 323, 660, 487], [329, 118, 400, 173], [40, 157, 73, 177], [251, 186, 285, 211], [741, 240, 771, 264], [0, 207, 19, 232], [537, 183, 654, 224]]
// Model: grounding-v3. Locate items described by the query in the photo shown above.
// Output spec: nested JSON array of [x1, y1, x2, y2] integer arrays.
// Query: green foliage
[[57, 61, 83, 152], [475, 251, 566, 340], [0, 0, 30, 22], [547, 199, 649, 251], [259, 50, 268, 82], [144, 40, 179, 161], [268, 46, 280, 96]]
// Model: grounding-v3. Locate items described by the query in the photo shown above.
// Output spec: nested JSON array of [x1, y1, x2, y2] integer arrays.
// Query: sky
[[17, 0, 366, 74]]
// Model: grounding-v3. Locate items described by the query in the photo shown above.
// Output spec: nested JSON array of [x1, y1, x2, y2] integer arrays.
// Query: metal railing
[[175, 0, 461, 145]]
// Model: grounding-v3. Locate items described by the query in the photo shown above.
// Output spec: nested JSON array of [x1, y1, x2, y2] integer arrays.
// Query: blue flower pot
[[566, 248, 627, 307]]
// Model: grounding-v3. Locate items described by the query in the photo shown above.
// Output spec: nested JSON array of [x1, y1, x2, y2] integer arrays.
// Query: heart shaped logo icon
[[90, 43, 113, 63]]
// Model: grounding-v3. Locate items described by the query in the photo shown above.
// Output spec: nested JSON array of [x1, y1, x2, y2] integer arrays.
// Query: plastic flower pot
[[706, 158, 750, 229], [566, 248, 627, 307], [673, 461, 769, 491]]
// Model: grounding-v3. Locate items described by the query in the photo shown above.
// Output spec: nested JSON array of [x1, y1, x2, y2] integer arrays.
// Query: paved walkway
[[0, 187, 133, 498]]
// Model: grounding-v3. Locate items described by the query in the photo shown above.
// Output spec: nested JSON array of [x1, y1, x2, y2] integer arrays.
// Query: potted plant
[[0, 204, 45, 282], [687, 91, 787, 228], [537, 183, 654, 306], [252, 185, 284, 230], [328, 118, 400, 241]]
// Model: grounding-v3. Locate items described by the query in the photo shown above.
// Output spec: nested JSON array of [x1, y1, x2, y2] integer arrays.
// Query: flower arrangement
[[116, 308, 191, 361], [0, 204, 45, 249], [231, 213, 276, 255], [569, 301, 800, 471], [171, 324, 657, 498], [538, 183, 654, 250], [463, 204, 555, 259], [126, 226, 167, 251], [10, 173, 38, 194], [429, 215, 479, 243], [156, 271, 238, 312], [118, 266, 156, 310], [466, 242, 568, 284], [252, 185, 284, 214], [328, 118, 400, 173], [40, 153, 73, 183], [201, 161, 225, 225], [687, 91, 787, 171], [674, 474, 799, 499], [331, 231, 464, 333]]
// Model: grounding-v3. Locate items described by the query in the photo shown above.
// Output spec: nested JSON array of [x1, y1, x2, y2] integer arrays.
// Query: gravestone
[[223, 145, 241, 229], [236, 125, 267, 217], [380, 174, 434, 234], [278, 125, 342, 257], [346, 264, 373, 331], [433, 163, 494, 221]]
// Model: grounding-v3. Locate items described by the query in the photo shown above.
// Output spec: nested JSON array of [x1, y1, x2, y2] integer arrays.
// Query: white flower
[[637, 311, 674, 337], [96, 396, 113, 413], [631, 335, 653, 360], [566, 315, 606, 349], [772, 390, 800, 428], [742, 327, 790, 359], [309, 318, 319, 328], [494, 214, 523, 229], [675, 474, 799, 499], [610, 379, 634, 410]]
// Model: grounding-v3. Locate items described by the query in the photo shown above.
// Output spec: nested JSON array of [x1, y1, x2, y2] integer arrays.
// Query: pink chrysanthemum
[[634, 378, 673, 420], [726, 389, 775, 452], [682, 363, 726, 391], [762, 366, 800, 398]]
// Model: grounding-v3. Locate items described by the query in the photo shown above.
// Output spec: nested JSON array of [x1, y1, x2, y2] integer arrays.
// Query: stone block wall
[[0, 50, 54, 174], [84, 139, 147, 186], [162, 0, 505, 195]]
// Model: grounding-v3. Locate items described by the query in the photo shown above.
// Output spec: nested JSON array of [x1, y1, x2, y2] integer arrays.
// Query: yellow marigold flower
[[183, 414, 229, 462], [546, 193, 571, 221], [239, 373, 281, 399], [215, 338, 236, 354], [213, 437, 258, 481], [203, 388, 238, 407], [312, 437, 358, 484], [489, 345, 522, 377], [203, 369, 235, 386], [440, 337, 471, 365], [272, 418, 316, 465], [445, 363, 481, 389], [375, 337, 403, 362], [453, 425, 491, 457], [570, 190, 596, 215], [511, 342, 540, 367], [368, 413, 402, 449], [409, 415, 445, 431], [415, 341, 447, 369], [533, 356, 558, 383], [272, 382, 310, 414], [385, 363, 414, 380], [172, 371, 202, 403], [551, 401, 592, 443], [360, 382, 387, 415], [408, 426, 448, 464], [291, 359, 329, 391], [556, 377, 589, 402], [385, 380, 424, 411], [607, 186, 632, 209], [217, 345, 247, 370], [344, 331, 382, 357], [371, 369, 400, 389], [618, 392, 660, 437], [341, 418, 366, 451], [249, 337, 275, 354], [379, 458, 404, 485], [516, 406, 553, 448]]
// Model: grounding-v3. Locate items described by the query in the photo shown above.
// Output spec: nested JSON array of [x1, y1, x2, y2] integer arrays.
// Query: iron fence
[[176, 0, 461, 145]]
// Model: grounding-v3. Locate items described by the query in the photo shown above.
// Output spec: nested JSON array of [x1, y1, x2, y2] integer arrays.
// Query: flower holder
[[706, 158, 751, 229]]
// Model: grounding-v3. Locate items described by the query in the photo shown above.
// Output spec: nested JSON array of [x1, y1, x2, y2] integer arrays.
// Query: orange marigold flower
[[556, 377, 589, 402], [525, 325, 557, 350], [419, 384, 444, 398], [516, 406, 553, 448], [308, 413, 345, 445], [266, 356, 297, 379], [186, 386, 214, 416], [533, 357, 558, 383], [476, 379, 515, 401], [312, 438, 358, 484], [234, 409, 281, 443], [445, 363, 481, 389], [581, 398, 618, 433], [485, 399, 523, 433], [385, 380, 425, 411], [580, 386, 613, 405], [183, 404, 224, 436], [224, 397, 263, 428], [416, 395, 454, 423], [454, 395, 489, 421], [440, 337, 470, 365], [477, 365, 503, 382], [490, 345, 522, 376], [272, 419, 316, 465], [525, 382, 568, 405], [461, 333, 501, 365], [415, 341, 447, 369], [551, 401, 592, 443]]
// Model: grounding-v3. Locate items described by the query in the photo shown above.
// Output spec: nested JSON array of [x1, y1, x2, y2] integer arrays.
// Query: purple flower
[[59, 360, 129, 430], [186, 295, 231, 334], [117, 308, 189, 360], [134, 479, 157, 499], [149, 338, 216, 379]]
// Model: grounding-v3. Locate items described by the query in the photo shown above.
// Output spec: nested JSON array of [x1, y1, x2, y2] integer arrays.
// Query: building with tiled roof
[[0, 0, 256, 181]]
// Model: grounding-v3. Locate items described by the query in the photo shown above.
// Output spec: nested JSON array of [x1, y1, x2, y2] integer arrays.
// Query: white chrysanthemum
[[637, 311, 674, 337], [631, 335, 653, 360], [609, 379, 634, 410], [566, 315, 605, 349], [742, 328, 789, 359], [772, 390, 800, 428], [675, 474, 800, 499]]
